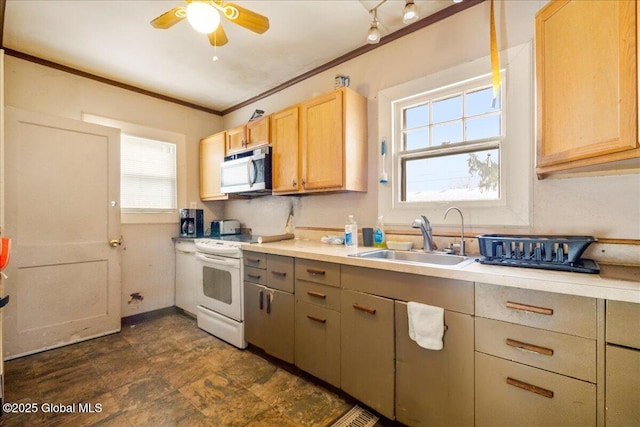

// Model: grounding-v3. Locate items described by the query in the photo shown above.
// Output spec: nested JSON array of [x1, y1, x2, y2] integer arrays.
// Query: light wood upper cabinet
[[227, 116, 270, 155], [535, 0, 639, 177], [199, 131, 227, 201], [226, 124, 246, 154], [298, 87, 367, 194], [271, 107, 300, 193]]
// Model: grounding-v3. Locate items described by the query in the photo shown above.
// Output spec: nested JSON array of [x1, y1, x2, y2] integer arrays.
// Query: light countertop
[[241, 239, 640, 303]]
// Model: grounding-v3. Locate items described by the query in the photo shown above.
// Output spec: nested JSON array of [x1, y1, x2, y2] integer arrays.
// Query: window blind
[[121, 134, 177, 212]]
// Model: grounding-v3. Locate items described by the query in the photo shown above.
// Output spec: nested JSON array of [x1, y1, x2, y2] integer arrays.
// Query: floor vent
[[331, 405, 379, 427]]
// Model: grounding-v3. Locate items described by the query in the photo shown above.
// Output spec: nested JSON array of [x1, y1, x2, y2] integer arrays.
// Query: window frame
[[82, 114, 186, 224], [395, 76, 504, 203], [377, 42, 533, 227]]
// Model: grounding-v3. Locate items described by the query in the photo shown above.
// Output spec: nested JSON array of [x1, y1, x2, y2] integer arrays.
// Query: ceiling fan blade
[[150, 7, 186, 29], [221, 2, 270, 34], [208, 25, 229, 46]]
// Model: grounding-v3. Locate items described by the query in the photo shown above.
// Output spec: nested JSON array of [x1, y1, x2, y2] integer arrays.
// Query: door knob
[[109, 236, 124, 247]]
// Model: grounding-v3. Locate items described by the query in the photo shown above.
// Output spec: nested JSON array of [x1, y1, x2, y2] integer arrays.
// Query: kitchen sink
[[349, 249, 476, 267]]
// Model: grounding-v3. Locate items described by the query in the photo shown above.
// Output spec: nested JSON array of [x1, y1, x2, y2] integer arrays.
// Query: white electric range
[[193, 235, 257, 349]]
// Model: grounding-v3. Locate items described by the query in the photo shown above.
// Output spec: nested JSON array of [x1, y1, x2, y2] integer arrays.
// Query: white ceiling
[[4, 0, 458, 114]]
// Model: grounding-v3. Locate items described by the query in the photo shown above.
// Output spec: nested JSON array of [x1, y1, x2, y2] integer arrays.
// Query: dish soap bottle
[[345, 215, 358, 248], [373, 216, 386, 248]]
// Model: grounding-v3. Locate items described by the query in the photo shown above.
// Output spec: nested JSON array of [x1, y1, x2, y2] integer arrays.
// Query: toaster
[[211, 220, 240, 236]]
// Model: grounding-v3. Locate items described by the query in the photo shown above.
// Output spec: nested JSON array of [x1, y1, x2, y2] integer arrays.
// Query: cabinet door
[[295, 301, 341, 387], [199, 131, 227, 200], [606, 345, 640, 426], [271, 107, 300, 193], [300, 91, 343, 191], [341, 290, 395, 420], [244, 282, 266, 350], [535, 0, 638, 172], [395, 302, 474, 426], [264, 288, 294, 364], [226, 125, 246, 154], [246, 116, 269, 148]]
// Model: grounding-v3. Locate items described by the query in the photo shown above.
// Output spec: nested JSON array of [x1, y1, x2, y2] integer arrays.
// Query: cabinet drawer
[[476, 317, 596, 383], [475, 283, 596, 338], [475, 352, 596, 427], [296, 280, 341, 311], [294, 301, 341, 387], [244, 252, 267, 269], [606, 300, 640, 348], [244, 266, 266, 285], [295, 259, 340, 288], [267, 254, 294, 293]]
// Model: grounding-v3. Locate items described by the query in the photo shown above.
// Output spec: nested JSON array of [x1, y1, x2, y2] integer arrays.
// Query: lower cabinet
[[606, 300, 640, 425], [294, 300, 341, 387], [475, 352, 596, 427], [294, 258, 342, 387], [606, 345, 640, 426], [395, 302, 474, 427], [341, 290, 395, 420], [244, 282, 294, 363]]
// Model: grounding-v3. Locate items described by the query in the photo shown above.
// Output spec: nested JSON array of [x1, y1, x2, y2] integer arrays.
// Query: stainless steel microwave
[[220, 146, 272, 195]]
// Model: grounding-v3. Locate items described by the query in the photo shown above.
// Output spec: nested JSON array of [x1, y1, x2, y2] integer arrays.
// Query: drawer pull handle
[[353, 303, 376, 315], [506, 377, 554, 399], [306, 268, 326, 276], [506, 301, 554, 316], [307, 291, 327, 299], [247, 257, 262, 263], [307, 314, 326, 323], [247, 273, 262, 280], [270, 270, 287, 277], [506, 338, 554, 357]]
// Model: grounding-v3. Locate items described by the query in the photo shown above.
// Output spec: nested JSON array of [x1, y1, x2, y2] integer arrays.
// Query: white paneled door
[[3, 107, 121, 359]]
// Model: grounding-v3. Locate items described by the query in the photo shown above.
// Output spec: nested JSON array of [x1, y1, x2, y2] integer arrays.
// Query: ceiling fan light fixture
[[186, 2, 220, 34], [402, 0, 419, 24]]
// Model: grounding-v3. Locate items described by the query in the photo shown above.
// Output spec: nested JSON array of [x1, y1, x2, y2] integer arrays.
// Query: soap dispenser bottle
[[373, 216, 386, 248], [345, 215, 358, 248]]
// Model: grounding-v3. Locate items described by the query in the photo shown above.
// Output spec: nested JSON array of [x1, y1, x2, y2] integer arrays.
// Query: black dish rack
[[477, 234, 599, 274]]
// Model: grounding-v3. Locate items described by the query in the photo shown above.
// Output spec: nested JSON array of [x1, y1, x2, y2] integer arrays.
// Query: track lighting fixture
[[367, 9, 381, 44], [402, 0, 419, 24]]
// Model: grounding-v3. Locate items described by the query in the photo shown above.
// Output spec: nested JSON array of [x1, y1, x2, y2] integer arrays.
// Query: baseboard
[[121, 306, 180, 326]]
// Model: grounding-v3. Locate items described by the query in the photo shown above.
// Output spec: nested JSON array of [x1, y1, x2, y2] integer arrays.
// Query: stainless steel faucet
[[444, 207, 465, 256], [412, 215, 434, 252]]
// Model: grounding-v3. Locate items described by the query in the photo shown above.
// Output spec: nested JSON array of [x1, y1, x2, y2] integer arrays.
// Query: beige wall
[[219, 0, 640, 242], [4, 56, 225, 316]]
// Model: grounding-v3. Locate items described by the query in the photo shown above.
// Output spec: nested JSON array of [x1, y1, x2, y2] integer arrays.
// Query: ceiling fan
[[150, 0, 270, 47]]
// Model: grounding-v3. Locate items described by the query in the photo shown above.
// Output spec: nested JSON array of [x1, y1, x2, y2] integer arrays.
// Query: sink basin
[[350, 249, 475, 267]]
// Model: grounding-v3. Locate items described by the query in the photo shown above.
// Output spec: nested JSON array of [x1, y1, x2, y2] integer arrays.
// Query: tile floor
[[2, 312, 357, 426]]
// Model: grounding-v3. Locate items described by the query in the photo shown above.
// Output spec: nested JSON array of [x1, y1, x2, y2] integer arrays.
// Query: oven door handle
[[195, 252, 239, 267]]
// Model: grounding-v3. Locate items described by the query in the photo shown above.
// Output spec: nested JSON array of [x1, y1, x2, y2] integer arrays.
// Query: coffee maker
[[179, 209, 204, 238]]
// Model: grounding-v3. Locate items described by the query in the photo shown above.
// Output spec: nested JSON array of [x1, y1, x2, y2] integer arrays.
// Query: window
[[377, 42, 533, 227], [82, 113, 187, 224], [121, 134, 177, 212], [399, 81, 502, 202]]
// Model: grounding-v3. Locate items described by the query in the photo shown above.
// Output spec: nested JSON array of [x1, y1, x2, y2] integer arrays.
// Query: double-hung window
[[82, 113, 186, 224], [378, 42, 533, 227], [398, 79, 502, 203]]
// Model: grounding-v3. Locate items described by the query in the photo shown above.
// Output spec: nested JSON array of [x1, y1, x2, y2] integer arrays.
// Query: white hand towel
[[407, 302, 445, 350]]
